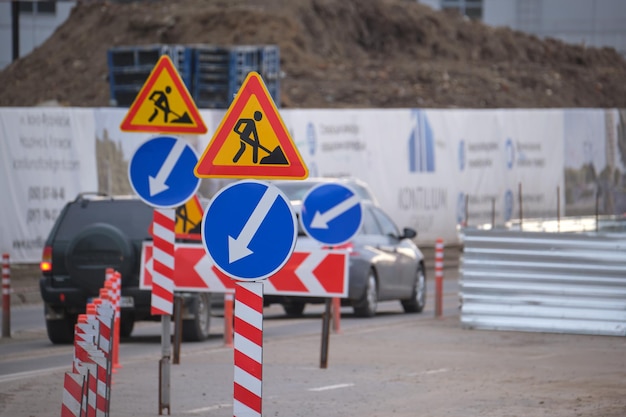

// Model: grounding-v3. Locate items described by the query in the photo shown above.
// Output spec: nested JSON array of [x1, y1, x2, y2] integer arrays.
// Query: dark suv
[[39, 193, 211, 344]]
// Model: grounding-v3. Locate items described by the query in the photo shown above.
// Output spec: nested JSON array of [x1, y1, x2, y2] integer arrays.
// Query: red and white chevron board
[[151, 208, 175, 315], [140, 242, 348, 297]]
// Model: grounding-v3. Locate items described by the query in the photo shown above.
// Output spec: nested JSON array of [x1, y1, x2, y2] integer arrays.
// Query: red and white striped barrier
[[95, 292, 115, 416], [107, 270, 122, 370], [96, 289, 114, 362], [61, 372, 85, 417], [151, 209, 175, 315], [74, 312, 99, 417], [435, 238, 444, 318], [62, 269, 121, 417], [233, 282, 263, 417]]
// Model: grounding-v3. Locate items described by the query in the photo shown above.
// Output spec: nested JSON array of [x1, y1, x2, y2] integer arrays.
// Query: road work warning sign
[[120, 55, 207, 135], [194, 72, 308, 180]]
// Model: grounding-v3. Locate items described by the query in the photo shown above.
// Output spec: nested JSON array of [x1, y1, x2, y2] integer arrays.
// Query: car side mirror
[[401, 227, 417, 239]]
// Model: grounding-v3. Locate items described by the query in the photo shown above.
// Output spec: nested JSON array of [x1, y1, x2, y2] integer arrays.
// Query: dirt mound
[[1, 0, 626, 108]]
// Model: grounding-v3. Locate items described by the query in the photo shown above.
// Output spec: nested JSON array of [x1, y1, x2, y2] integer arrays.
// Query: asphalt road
[[2, 293, 625, 417], [2, 265, 625, 416]]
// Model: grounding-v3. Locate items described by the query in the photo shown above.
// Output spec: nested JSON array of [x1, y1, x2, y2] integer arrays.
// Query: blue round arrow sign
[[128, 136, 200, 209], [300, 182, 363, 246], [201, 180, 297, 281]]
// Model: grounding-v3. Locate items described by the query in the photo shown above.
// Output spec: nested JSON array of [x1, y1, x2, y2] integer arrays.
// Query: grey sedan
[[267, 178, 426, 317]]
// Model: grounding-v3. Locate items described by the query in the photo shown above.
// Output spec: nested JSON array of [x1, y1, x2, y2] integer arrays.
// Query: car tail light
[[40, 245, 52, 272]]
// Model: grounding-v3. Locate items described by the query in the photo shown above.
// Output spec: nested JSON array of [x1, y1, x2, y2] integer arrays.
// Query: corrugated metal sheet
[[460, 228, 626, 336]]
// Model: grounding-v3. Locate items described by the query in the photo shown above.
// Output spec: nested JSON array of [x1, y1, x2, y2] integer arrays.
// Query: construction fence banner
[[1, 107, 624, 263], [0, 108, 97, 262]]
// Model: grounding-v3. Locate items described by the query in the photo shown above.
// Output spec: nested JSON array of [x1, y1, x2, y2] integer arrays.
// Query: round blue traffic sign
[[128, 136, 200, 209], [201, 180, 297, 281], [300, 183, 362, 246]]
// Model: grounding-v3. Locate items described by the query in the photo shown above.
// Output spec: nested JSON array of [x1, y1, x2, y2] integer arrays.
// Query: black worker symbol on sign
[[148, 85, 193, 124], [176, 203, 201, 235], [232, 111, 288, 165]]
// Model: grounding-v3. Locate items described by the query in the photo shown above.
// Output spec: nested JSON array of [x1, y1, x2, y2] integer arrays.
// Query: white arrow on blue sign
[[128, 136, 200, 209], [201, 180, 297, 281], [300, 182, 363, 246]]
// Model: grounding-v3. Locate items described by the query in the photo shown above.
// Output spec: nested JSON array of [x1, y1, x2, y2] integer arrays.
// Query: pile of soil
[[1, 0, 626, 109]]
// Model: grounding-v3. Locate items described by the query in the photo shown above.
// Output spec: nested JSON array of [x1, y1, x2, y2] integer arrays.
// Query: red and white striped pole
[[152, 208, 175, 416], [2, 253, 10, 338], [151, 209, 175, 316], [234, 282, 263, 417], [434, 238, 444, 318]]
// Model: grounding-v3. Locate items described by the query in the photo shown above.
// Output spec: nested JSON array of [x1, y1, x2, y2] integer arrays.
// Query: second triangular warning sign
[[194, 72, 308, 180], [120, 55, 207, 134]]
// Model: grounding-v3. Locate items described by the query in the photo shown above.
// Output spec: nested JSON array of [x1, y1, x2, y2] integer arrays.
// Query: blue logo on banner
[[505, 138, 515, 169], [504, 189, 514, 222], [128, 136, 200, 209], [408, 110, 435, 173], [306, 122, 317, 156], [201, 180, 297, 281]]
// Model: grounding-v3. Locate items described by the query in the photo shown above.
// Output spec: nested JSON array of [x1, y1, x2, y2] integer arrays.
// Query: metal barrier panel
[[460, 229, 626, 336]]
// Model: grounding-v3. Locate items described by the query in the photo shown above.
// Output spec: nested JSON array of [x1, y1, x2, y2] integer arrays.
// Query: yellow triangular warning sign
[[120, 55, 207, 134], [194, 72, 308, 180], [175, 194, 203, 240]]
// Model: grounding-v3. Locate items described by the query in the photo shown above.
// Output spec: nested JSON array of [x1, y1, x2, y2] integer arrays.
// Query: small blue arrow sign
[[201, 180, 297, 281], [300, 183, 363, 246], [128, 136, 200, 209]]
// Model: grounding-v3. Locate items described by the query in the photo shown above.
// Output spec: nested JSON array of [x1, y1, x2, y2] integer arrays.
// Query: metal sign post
[[320, 298, 332, 369], [128, 135, 200, 416], [299, 183, 362, 369]]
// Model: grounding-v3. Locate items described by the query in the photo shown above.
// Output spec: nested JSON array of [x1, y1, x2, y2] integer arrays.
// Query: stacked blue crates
[[256, 45, 281, 105], [188, 45, 234, 109], [192, 45, 281, 108], [191, 45, 281, 108], [107, 44, 190, 107], [107, 44, 280, 109]]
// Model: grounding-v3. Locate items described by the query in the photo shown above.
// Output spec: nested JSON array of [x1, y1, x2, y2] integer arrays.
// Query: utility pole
[[12, 0, 20, 62]]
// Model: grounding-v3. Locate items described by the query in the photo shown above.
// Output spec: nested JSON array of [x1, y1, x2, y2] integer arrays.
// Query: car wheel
[[402, 264, 426, 313], [282, 300, 306, 316], [182, 293, 211, 342], [46, 317, 75, 344], [353, 269, 378, 317]]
